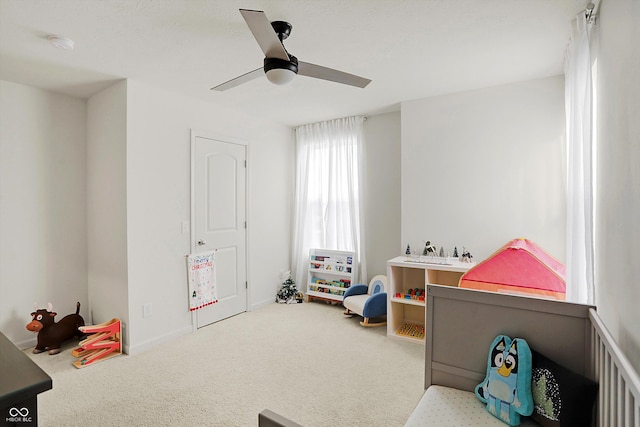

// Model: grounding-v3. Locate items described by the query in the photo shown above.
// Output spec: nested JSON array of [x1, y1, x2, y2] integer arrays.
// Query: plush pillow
[[530, 350, 598, 427], [476, 335, 534, 426]]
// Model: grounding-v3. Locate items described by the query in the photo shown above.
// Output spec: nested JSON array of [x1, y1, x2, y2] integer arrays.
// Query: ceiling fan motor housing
[[271, 21, 292, 41], [264, 55, 298, 75]]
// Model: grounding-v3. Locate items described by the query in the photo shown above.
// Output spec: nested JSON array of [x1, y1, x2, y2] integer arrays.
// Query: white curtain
[[291, 116, 366, 289], [565, 12, 597, 304]]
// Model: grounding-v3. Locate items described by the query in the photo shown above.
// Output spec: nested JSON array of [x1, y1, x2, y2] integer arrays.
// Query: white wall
[[401, 76, 566, 263], [0, 80, 88, 347], [594, 0, 640, 373], [0, 77, 292, 354], [86, 80, 130, 343], [362, 112, 401, 279], [123, 80, 293, 354]]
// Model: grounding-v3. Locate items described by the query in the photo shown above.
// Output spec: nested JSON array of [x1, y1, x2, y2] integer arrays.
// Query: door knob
[[197, 240, 206, 246]]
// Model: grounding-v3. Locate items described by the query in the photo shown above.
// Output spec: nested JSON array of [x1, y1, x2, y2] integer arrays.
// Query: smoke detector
[[48, 35, 75, 50]]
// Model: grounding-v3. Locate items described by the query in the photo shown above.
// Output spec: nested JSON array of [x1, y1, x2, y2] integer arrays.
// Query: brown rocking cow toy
[[26, 302, 85, 355]]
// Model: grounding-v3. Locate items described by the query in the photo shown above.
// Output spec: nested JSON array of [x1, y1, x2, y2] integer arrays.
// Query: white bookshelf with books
[[306, 249, 355, 303]]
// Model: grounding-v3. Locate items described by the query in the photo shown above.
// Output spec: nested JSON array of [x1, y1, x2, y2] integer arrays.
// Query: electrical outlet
[[143, 303, 152, 318]]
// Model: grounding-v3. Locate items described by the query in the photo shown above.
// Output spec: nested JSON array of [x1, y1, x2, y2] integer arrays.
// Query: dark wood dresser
[[0, 332, 52, 426]]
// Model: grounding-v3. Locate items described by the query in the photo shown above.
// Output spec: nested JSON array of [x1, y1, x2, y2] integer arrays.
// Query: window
[[291, 116, 366, 287]]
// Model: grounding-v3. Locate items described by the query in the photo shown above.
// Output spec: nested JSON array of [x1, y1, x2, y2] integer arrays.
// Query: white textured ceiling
[[0, 0, 587, 127]]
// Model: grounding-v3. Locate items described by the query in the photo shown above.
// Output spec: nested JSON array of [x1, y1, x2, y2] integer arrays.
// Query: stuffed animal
[[475, 335, 533, 426], [26, 302, 84, 355]]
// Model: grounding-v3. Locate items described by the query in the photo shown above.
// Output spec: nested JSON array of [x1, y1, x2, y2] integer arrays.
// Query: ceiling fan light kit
[[265, 68, 296, 86], [211, 9, 371, 91], [264, 56, 298, 85]]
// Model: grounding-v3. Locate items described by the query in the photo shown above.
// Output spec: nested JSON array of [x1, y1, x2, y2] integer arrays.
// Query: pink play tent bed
[[458, 238, 566, 300]]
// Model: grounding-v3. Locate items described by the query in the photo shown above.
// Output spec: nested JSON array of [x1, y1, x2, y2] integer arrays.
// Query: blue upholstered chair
[[342, 275, 388, 326]]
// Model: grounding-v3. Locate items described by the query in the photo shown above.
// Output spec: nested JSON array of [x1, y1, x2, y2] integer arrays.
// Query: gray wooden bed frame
[[424, 284, 640, 427], [425, 284, 595, 392]]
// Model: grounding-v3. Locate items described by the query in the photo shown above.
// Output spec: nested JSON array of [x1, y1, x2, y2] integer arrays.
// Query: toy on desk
[[26, 302, 84, 355], [422, 241, 437, 256], [396, 323, 425, 339], [72, 318, 122, 368], [460, 247, 473, 262], [395, 288, 425, 301]]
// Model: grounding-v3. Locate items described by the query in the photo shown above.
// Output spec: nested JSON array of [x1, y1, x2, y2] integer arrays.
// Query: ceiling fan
[[211, 9, 371, 91]]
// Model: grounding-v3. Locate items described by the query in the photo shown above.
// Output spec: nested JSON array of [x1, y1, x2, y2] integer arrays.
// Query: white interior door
[[193, 134, 247, 328]]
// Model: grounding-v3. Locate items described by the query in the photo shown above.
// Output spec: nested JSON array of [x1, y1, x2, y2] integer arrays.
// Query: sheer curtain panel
[[291, 116, 366, 289], [565, 11, 597, 304]]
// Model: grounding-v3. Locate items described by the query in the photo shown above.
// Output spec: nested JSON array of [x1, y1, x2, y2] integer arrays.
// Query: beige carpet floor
[[26, 301, 425, 426]]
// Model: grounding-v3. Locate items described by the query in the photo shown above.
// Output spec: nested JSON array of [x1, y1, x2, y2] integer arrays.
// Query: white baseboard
[[16, 303, 274, 354], [250, 297, 275, 311], [124, 324, 193, 355], [15, 336, 37, 350], [125, 300, 274, 354]]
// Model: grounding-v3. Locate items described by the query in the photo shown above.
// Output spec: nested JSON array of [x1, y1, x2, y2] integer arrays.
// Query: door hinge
[[244, 221, 247, 229], [244, 160, 247, 168], [245, 281, 248, 289]]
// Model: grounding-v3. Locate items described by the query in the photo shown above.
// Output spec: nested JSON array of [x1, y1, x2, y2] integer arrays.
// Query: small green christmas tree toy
[[276, 271, 299, 303]]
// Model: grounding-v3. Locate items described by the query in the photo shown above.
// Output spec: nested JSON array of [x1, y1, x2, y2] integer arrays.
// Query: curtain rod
[[294, 115, 366, 130]]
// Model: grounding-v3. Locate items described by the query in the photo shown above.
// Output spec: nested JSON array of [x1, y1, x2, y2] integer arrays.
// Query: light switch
[[143, 303, 152, 318]]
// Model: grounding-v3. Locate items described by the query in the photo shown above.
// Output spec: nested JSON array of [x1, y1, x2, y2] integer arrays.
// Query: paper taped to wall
[[186, 251, 218, 311]]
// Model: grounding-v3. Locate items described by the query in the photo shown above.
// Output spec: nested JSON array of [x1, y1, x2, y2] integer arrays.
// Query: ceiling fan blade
[[210, 67, 264, 91], [239, 9, 289, 61], [298, 61, 371, 88]]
